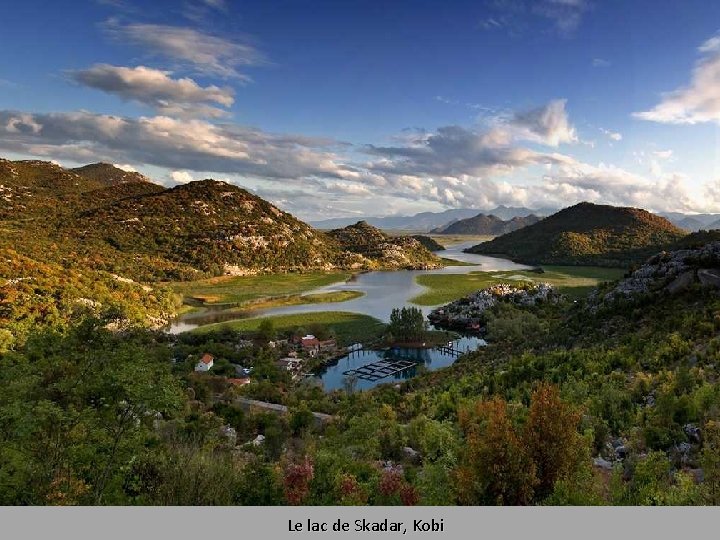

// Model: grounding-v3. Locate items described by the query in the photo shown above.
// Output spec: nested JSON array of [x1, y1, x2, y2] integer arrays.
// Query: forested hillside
[[2, 242, 720, 505], [468, 202, 686, 267]]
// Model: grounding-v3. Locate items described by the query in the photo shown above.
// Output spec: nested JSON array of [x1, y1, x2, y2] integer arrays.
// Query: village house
[[299, 334, 320, 357], [275, 357, 303, 378], [194, 353, 214, 372], [296, 334, 337, 357]]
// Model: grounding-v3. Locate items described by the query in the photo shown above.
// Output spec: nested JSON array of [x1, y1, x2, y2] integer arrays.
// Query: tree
[[283, 456, 315, 505], [524, 383, 584, 498], [455, 397, 538, 505], [257, 319, 276, 342], [387, 307, 427, 343]]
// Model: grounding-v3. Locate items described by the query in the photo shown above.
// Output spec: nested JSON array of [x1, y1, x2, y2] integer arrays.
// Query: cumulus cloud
[[509, 99, 577, 146], [69, 64, 235, 117], [599, 127, 622, 141], [114, 163, 136, 172], [634, 35, 720, 124], [0, 109, 354, 181], [103, 21, 264, 80], [170, 170, 195, 183], [364, 125, 563, 180]]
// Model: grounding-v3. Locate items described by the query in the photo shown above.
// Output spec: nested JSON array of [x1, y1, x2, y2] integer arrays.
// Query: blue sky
[[2, 0, 720, 219]]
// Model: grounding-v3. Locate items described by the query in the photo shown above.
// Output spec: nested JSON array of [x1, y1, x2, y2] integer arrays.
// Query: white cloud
[[599, 127, 622, 141], [0, 109, 354, 182], [653, 149, 673, 159], [635, 34, 720, 124], [114, 163, 136, 172], [509, 99, 577, 146], [103, 21, 265, 81], [170, 170, 194, 183], [592, 58, 611, 68], [69, 64, 235, 117]]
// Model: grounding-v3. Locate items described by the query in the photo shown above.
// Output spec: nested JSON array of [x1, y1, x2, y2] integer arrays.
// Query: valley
[[3, 157, 720, 507]]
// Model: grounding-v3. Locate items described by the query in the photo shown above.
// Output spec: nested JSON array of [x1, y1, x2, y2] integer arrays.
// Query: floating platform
[[343, 358, 418, 381]]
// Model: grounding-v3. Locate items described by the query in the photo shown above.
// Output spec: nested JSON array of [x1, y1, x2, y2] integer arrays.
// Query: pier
[[343, 358, 418, 381]]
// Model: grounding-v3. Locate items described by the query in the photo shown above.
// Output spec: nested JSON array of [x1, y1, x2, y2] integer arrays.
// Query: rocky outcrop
[[590, 241, 720, 306], [428, 283, 556, 333]]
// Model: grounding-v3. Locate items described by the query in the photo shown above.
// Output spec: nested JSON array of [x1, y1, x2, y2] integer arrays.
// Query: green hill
[[327, 221, 440, 269], [70, 162, 152, 186], [432, 213, 540, 235], [1, 158, 441, 280], [467, 202, 687, 267]]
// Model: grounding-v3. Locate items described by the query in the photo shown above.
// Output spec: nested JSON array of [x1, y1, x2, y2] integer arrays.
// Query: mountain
[[411, 235, 445, 251], [310, 208, 481, 231], [660, 212, 720, 230], [309, 206, 550, 232], [70, 163, 152, 186], [326, 221, 440, 269], [1, 157, 439, 284], [432, 213, 541, 235], [467, 202, 687, 267], [707, 218, 720, 230], [675, 216, 705, 232]]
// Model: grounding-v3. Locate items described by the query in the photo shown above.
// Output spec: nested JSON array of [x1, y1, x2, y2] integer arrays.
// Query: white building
[[194, 353, 214, 372]]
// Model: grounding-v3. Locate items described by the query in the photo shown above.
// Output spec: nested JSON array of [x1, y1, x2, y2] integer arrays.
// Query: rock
[[614, 445, 628, 460], [403, 447, 421, 461], [684, 423, 701, 443], [251, 434, 265, 446], [666, 270, 695, 294], [593, 457, 614, 470], [220, 425, 237, 445], [698, 268, 720, 288]]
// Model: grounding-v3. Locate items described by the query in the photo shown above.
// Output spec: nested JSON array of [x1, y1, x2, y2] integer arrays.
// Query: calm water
[[167, 241, 529, 333], [314, 336, 486, 392]]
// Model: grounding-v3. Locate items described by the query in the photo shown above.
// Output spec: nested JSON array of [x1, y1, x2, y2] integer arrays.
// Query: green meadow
[[191, 311, 386, 346], [170, 271, 352, 306], [412, 265, 626, 305]]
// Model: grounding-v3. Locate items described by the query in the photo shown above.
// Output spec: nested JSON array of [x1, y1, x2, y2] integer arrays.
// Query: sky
[[2, 0, 720, 220]]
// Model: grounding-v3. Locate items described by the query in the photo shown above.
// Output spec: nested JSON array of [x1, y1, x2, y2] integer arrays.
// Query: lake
[[313, 336, 485, 392], [168, 241, 530, 333]]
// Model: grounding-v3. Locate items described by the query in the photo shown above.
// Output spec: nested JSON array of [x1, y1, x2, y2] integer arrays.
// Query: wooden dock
[[343, 358, 418, 381]]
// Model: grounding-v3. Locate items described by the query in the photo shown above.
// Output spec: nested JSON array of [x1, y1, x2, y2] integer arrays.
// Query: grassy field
[[191, 311, 386, 346], [411, 266, 626, 305], [170, 271, 351, 306], [438, 257, 477, 266], [243, 290, 363, 310], [427, 234, 494, 246]]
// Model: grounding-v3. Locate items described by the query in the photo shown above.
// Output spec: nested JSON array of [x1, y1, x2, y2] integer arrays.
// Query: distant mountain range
[[311, 208, 720, 234], [660, 212, 720, 231], [431, 213, 541, 235], [468, 202, 688, 267], [310, 205, 555, 232]]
